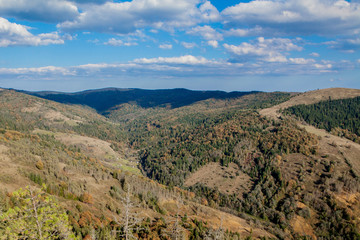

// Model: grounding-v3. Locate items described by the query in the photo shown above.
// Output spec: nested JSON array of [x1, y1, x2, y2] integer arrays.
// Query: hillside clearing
[[33, 129, 140, 174], [260, 88, 360, 119], [184, 162, 252, 196]]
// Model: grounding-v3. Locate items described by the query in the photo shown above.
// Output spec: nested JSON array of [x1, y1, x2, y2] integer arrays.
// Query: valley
[[0, 87, 359, 239]]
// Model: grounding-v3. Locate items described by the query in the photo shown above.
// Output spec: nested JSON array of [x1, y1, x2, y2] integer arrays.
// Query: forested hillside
[[0, 88, 360, 239], [21, 88, 260, 113], [285, 96, 360, 143]]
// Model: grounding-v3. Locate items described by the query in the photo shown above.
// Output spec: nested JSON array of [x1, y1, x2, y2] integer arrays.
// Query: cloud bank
[[0, 17, 70, 47], [222, 0, 360, 36]]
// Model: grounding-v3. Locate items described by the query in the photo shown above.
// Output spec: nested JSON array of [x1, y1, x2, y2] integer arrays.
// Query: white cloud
[[289, 58, 315, 64], [181, 42, 197, 49], [0, 0, 79, 23], [133, 55, 213, 65], [105, 38, 138, 46], [223, 37, 302, 63], [71, 0, 109, 4], [207, 40, 218, 48], [310, 52, 320, 57], [222, 0, 360, 36], [59, 0, 219, 34], [159, 44, 173, 49], [0, 66, 75, 76], [314, 63, 333, 70], [199, 1, 220, 21], [187, 25, 223, 40], [225, 26, 264, 37], [327, 38, 360, 52], [0, 55, 347, 85], [0, 17, 70, 47]]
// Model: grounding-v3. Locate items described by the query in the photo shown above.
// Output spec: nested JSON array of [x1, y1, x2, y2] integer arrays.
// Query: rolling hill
[[20, 88, 260, 113], [0, 87, 360, 239]]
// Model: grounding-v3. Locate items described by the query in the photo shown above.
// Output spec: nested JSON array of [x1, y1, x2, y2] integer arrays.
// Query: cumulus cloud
[[0, 66, 75, 76], [224, 26, 265, 37], [0, 18, 70, 47], [207, 40, 218, 48], [223, 37, 302, 63], [289, 58, 315, 64], [59, 0, 219, 34], [310, 52, 320, 57], [222, 0, 360, 36], [0, 0, 78, 23], [133, 55, 214, 65], [199, 1, 220, 21], [187, 25, 223, 40], [105, 38, 138, 46], [0, 54, 348, 86], [181, 42, 197, 49], [159, 44, 173, 49], [71, 0, 109, 4]]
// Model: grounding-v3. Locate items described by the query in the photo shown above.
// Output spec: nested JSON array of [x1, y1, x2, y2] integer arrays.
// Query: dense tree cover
[[24, 88, 260, 113], [137, 110, 317, 187], [285, 96, 360, 143], [115, 106, 320, 237]]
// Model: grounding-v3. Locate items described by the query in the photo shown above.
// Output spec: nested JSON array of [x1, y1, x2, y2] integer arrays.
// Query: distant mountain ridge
[[19, 88, 260, 113]]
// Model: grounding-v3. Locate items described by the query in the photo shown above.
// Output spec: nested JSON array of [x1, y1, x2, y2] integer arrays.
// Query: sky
[[0, 0, 359, 92]]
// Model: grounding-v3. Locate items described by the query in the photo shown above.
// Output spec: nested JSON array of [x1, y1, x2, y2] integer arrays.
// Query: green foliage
[[285, 96, 360, 142], [0, 186, 78, 239], [29, 173, 45, 185]]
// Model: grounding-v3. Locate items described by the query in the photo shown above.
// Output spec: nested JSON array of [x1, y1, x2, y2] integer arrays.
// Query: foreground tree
[[165, 198, 186, 240], [0, 186, 77, 240], [112, 184, 143, 240]]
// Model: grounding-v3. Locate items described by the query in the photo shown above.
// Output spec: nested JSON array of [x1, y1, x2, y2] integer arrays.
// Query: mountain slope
[[259, 88, 360, 238], [1, 88, 360, 239], [260, 87, 360, 119], [0, 89, 275, 239], [22, 88, 260, 113]]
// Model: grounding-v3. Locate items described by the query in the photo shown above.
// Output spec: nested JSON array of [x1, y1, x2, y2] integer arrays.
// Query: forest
[[0, 89, 359, 239], [285, 96, 360, 143]]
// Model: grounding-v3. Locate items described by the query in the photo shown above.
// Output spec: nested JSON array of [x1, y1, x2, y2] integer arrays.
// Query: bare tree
[[113, 184, 143, 240], [165, 198, 185, 240], [205, 214, 225, 240]]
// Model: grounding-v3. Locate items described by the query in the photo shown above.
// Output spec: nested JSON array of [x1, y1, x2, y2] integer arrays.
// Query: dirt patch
[[22, 101, 83, 125], [260, 88, 360, 120], [260, 88, 360, 178], [334, 193, 360, 206], [290, 215, 317, 239], [184, 162, 252, 196], [0, 144, 30, 192], [301, 124, 360, 177], [44, 109, 81, 124], [33, 129, 140, 174], [57, 132, 117, 157], [161, 199, 274, 238], [21, 101, 43, 113]]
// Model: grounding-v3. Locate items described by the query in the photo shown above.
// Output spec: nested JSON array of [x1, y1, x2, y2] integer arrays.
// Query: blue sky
[[0, 0, 359, 92]]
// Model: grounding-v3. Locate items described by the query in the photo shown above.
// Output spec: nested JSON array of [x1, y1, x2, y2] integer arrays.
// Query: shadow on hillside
[[21, 88, 259, 113]]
